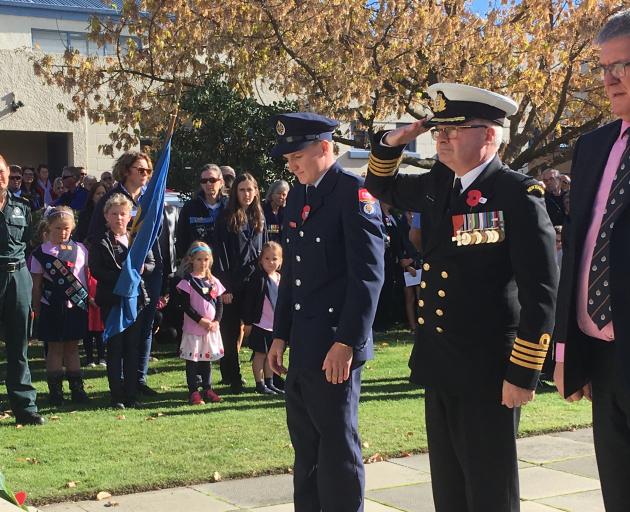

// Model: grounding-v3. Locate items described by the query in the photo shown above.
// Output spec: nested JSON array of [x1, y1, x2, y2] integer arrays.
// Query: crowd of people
[[0, 145, 573, 414], [0, 151, 424, 412]]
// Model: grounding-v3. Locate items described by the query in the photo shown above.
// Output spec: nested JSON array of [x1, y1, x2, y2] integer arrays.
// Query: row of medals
[[452, 228, 505, 246]]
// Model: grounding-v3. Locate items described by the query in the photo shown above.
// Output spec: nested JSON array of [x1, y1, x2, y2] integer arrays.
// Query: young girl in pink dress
[[176, 241, 225, 405], [30, 206, 90, 405]]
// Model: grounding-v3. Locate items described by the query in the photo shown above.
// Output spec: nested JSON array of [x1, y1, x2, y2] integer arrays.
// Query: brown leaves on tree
[[31, 0, 624, 172]]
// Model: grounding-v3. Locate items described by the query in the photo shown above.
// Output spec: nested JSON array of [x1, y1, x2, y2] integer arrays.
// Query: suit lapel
[[572, 120, 622, 231]]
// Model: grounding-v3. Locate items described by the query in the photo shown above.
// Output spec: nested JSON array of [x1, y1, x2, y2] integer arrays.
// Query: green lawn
[[1, 330, 592, 506]]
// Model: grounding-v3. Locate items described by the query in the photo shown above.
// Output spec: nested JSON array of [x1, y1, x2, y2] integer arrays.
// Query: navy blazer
[[273, 163, 385, 370], [554, 119, 630, 394]]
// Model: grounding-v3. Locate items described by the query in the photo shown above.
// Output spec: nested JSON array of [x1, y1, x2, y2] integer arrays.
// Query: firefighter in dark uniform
[[267, 113, 384, 512], [365, 84, 558, 512], [0, 154, 44, 426]]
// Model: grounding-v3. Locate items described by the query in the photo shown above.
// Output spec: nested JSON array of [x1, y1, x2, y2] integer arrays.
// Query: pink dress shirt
[[556, 120, 630, 362]]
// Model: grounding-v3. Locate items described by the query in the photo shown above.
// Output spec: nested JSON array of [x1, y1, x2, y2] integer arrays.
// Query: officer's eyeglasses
[[595, 60, 630, 80], [430, 125, 488, 141], [200, 177, 222, 184]]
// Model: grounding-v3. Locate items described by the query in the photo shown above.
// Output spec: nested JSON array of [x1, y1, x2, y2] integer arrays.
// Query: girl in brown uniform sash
[[30, 206, 90, 405]]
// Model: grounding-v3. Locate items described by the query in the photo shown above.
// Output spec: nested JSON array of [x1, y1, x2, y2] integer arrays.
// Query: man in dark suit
[[553, 10, 630, 511], [366, 83, 558, 512], [267, 112, 384, 512]]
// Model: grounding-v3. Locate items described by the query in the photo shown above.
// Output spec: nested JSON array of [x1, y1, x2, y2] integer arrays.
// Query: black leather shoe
[[14, 411, 45, 426], [137, 383, 158, 396]]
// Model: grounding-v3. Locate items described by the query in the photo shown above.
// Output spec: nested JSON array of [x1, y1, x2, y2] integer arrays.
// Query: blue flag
[[103, 139, 171, 341]]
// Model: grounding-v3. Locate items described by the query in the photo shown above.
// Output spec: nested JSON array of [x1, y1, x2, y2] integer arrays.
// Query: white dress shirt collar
[[456, 154, 496, 192]]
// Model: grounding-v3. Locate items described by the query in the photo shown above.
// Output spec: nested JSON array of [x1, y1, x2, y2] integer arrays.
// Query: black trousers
[[285, 366, 364, 512], [425, 388, 519, 512], [0, 266, 37, 414], [589, 341, 630, 512], [103, 307, 141, 403], [219, 301, 242, 384]]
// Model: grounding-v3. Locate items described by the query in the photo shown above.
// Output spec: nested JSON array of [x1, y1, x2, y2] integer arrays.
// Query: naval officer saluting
[[366, 84, 559, 512], [267, 112, 384, 512]]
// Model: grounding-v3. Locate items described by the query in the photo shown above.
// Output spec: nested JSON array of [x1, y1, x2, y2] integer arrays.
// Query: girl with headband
[[176, 241, 226, 405]]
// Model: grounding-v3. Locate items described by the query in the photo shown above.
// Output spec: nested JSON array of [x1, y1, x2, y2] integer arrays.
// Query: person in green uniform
[[0, 153, 44, 426]]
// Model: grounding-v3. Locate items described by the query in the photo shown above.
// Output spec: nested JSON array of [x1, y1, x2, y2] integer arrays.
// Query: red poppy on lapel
[[466, 189, 482, 207]]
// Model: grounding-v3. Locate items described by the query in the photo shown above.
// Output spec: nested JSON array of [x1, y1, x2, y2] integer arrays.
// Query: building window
[[395, 123, 417, 153], [32, 29, 134, 56]]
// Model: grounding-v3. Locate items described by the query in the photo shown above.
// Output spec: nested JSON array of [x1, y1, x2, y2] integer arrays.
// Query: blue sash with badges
[[33, 241, 89, 310]]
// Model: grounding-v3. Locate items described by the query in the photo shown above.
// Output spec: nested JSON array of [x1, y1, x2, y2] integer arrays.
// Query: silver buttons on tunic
[[295, 304, 301, 311], [295, 279, 302, 286]]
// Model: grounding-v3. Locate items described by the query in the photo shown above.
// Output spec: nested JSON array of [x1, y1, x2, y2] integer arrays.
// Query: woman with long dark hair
[[73, 181, 108, 243], [214, 172, 267, 393]]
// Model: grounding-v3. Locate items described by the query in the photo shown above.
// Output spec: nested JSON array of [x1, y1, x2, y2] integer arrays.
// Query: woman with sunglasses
[[175, 164, 227, 259], [87, 150, 164, 399]]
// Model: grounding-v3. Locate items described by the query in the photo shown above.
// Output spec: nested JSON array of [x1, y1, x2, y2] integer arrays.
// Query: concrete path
[[41, 428, 603, 512]]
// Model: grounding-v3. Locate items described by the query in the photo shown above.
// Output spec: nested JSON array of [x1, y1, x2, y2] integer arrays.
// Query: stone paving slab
[[520, 502, 563, 511], [388, 454, 431, 473], [365, 461, 430, 490], [517, 435, 595, 465], [44, 488, 234, 512], [537, 490, 605, 512], [40, 505, 87, 512], [367, 482, 434, 512], [519, 466, 600, 500], [549, 428, 594, 444], [193, 474, 294, 508], [250, 500, 402, 512], [545, 455, 600, 480]]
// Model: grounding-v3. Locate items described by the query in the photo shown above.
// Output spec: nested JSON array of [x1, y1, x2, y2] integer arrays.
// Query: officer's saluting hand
[[268, 112, 384, 512]]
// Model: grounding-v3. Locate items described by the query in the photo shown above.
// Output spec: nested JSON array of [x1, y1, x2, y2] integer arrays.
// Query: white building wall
[[0, 13, 124, 174]]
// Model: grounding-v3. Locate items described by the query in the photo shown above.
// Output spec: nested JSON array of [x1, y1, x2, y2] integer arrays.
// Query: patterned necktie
[[587, 128, 630, 329], [449, 178, 462, 211]]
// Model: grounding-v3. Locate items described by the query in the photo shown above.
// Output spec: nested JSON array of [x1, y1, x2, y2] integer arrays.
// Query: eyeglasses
[[130, 166, 152, 175], [61, 175, 74, 180], [430, 125, 488, 141], [200, 177, 222, 184], [80, 173, 88, 177], [9, 176, 22, 181], [595, 60, 630, 79]]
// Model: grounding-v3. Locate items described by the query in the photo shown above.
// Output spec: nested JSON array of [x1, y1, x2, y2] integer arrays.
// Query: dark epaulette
[[499, 169, 546, 198]]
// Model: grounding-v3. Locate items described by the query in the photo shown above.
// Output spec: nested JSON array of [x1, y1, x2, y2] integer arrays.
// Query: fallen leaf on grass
[[116, 415, 126, 420], [380, 342, 390, 347], [212, 472, 221, 482], [405, 431, 414, 437], [154, 412, 164, 417], [66, 481, 77, 488], [365, 453, 384, 464], [96, 491, 112, 501], [49, 416, 61, 421], [0, 412, 11, 421], [15, 424, 23, 429], [362, 442, 370, 449], [104, 501, 119, 507], [145, 416, 156, 421]]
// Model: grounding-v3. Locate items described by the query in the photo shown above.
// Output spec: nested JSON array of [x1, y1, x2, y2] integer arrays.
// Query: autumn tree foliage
[[33, 0, 625, 173]]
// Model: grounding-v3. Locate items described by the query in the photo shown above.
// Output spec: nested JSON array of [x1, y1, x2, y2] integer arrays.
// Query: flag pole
[[161, 82, 183, 151]]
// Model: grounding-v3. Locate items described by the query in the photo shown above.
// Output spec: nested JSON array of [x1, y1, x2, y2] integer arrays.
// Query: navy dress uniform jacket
[[366, 134, 558, 392], [273, 163, 385, 369], [554, 119, 630, 395]]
